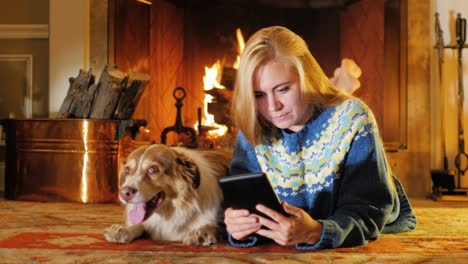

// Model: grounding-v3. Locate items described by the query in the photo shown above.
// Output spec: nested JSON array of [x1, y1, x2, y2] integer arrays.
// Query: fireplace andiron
[[161, 87, 197, 147]]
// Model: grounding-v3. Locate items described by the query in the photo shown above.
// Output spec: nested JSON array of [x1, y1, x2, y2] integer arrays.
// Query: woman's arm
[[301, 113, 394, 249], [230, 131, 262, 174]]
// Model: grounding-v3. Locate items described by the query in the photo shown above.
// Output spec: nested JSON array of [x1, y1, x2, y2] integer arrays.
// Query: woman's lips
[[271, 113, 288, 121]]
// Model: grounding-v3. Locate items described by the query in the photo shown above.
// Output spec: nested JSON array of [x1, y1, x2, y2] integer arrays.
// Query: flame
[[197, 28, 246, 138], [201, 61, 228, 137], [233, 28, 245, 69], [203, 61, 225, 91]]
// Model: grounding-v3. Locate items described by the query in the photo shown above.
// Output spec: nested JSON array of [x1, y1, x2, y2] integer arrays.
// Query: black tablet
[[219, 172, 288, 218]]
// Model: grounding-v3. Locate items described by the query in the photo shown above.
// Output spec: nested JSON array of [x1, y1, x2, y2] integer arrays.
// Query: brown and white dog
[[104, 144, 231, 246]]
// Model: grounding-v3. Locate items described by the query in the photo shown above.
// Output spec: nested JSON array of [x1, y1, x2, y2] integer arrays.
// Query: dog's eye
[[148, 166, 159, 175]]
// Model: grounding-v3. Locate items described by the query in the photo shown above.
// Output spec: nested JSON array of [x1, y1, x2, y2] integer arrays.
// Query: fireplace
[[109, 0, 407, 150]]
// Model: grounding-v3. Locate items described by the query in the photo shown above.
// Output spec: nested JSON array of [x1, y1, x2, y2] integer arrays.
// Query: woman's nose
[[267, 95, 282, 111]]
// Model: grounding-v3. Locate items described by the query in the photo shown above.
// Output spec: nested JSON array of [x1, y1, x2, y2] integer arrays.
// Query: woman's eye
[[254, 92, 265, 98], [278, 86, 290, 93], [123, 166, 130, 174]]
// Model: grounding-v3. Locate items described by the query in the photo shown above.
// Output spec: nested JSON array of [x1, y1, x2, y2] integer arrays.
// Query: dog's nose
[[120, 186, 137, 201]]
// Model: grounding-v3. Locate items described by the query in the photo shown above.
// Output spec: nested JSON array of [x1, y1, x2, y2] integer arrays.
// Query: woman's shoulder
[[235, 130, 250, 145], [337, 98, 372, 114], [333, 98, 377, 122], [307, 99, 372, 127], [322, 98, 379, 132]]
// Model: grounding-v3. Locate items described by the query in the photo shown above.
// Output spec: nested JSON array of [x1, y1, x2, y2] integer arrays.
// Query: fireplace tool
[[454, 13, 468, 189], [161, 87, 197, 147], [431, 13, 456, 196]]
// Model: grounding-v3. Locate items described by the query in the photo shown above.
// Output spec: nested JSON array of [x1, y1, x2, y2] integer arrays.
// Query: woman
[[224, 26, 416, 250]]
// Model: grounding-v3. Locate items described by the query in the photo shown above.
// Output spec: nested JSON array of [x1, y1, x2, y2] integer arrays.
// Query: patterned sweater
[[229, 99, 416, 249]]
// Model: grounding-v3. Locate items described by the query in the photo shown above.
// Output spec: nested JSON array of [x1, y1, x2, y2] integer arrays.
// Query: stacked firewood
[[57, 66, 150, 119]]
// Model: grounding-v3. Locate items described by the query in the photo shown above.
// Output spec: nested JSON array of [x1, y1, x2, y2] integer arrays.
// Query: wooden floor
[[0, 197, 467, 263]]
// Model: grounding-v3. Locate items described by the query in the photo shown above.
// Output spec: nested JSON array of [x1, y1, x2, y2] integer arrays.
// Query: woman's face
[[253, 60, 310, 132]]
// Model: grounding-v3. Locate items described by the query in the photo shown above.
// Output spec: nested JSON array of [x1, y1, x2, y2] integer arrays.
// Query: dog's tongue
[[128, 203, 146, 224]]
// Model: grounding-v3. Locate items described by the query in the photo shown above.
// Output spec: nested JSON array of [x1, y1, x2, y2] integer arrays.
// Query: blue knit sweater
[[229, 99, 416, 249]]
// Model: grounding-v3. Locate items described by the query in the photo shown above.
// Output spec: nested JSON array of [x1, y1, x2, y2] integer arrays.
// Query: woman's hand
[[224, 208, 262, 240], [255, 202, 323, 246]]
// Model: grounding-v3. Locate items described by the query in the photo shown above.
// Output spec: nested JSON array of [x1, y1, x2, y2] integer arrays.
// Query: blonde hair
[[231, 26, 349, 146]]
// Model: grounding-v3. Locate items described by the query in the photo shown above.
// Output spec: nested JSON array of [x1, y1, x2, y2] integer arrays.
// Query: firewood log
[[205, 88, 232, 103], [113, 72, 150, 119], [68, 81, 100, 118], [89, 66, 127, 119], [81, 83, 98, 118], [221, 67, 236, 89], [57, 69, 94, 118]]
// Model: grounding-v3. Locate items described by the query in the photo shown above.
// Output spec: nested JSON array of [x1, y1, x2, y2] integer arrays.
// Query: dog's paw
[[183, 228, 217, 246], [104, 224, 134, 244]]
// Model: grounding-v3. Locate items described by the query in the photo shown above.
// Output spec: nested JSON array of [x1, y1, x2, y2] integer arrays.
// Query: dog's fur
[[104, 144, 231, 246]]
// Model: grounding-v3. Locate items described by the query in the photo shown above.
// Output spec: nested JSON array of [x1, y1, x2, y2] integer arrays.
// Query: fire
[[203, 60, 225, 90], [201, 61, 228, 137], [197, 28, 245, 140], [233, 28, 245, 69]]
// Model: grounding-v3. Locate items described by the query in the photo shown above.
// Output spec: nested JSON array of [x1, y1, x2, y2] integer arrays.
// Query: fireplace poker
[[431, 13, 456, 195], [436, 12, 449, 170], [454, 13, 468, 188]]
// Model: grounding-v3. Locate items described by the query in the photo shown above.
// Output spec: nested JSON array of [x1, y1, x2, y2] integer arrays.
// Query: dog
[[104, 144, 231, 246]]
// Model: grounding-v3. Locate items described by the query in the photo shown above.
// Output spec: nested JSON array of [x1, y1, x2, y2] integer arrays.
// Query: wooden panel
[[148, 1, 185, 143], [340, 0, 407, 151], [340, 0, 385, 131], [111, 0, 151, 138], [384, 0, 407, 150], [113, 0, 149, 73]]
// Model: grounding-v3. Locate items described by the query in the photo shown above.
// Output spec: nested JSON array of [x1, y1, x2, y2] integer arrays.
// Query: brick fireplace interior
[[109, 0, 406, 150]]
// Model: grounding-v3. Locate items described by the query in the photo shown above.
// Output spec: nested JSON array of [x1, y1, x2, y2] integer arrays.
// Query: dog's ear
[[176, 156, 201, 189]]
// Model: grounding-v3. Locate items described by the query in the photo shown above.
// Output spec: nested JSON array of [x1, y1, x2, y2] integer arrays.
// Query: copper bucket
[[4, 118, 146, 203]]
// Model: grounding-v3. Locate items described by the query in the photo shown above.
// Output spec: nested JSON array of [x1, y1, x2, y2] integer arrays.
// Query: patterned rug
[[1, 198, 467, 263]]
